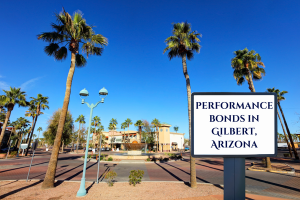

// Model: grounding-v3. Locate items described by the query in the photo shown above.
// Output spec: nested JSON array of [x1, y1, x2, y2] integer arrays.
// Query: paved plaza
[[0, 149, 299, 199]]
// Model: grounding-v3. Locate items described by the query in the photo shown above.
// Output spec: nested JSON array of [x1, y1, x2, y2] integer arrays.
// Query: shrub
[[9, 151, 17, 156], [176, 155, 182, 159], [82, 154, 93, 159], [107, 157, 113, 161], [105, 170, 117, 186], [146, 158, 151, 161], [163, 157, 169, 161], [129, 170, 144, 186]]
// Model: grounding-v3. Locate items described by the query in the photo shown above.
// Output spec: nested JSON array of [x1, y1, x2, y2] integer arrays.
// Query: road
[[0, 148, 299, 199]]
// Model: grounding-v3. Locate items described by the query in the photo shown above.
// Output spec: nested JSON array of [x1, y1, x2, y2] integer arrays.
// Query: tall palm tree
[[25, 94, 49, 156], [75, 115, 85, 153], [109, 118, 118, 148], [125, 118, 132, 141], [121, 122, 127, 143], [163, 22, 201, 188], [174, 126, 179, 133], [0, 87, 28, 150], [16, 117, 30, 157], [134, 120, 144, 143], [108, 123, 115, 148], [37, 127, 43, 139], [91, 116, 101, 148], [231, 48, 265, 92], [39, 8, 108, 189], [231, 48, 271, 168], [151, 118, 160, 152], [267, 88, 299, 159], [25, 105, 37, 143]]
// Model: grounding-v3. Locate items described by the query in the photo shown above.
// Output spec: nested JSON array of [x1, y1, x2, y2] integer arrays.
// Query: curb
[[247, 166, 295, 175], [77, 157, 179, 163]]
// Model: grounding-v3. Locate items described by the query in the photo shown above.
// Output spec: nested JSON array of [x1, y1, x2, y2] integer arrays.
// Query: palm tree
[[231, 49, 271, 167], [25, 94, 49, 156], [267, 88, 299, 159], [109, 118, 118, 148], [121, 122, 127, 143], [75, 115, 85, 153], [37, 127, 43, 139], [231, 48, 265, 92], [91, 116, 101, 148], [25, 105, 37, 143], [174, 126, 179, 133], [151, 118, 160, 152], [108, 123, 115, 148], [125, 118, 132, 141], [134, 120, 144, 143], [16, 117, 30, 157], [0, 87, 28, 150], [39, 8, 108, 189], [163, 22, 201, 188]]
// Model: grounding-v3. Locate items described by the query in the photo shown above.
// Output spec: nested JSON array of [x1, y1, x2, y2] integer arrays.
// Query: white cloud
[[0, 81, 10, 90], [19, 77, 42, 91]]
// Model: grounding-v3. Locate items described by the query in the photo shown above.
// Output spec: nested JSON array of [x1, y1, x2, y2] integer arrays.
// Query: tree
[[75, 115, 85, 153], [37, 127, 43, 139], [151, 118, 160, 152], [141, 120, 155, 145], [163, 22, 201, 188], [231, 48, 265, 92], [25, 105, 37, 144], [109, 118, 118, 148], [231, 48, 272, 168], [174, 126, 179, 133], [121, 122, 127, 142], [43, 109, 73, 147], [0, 87, 28, 150], [38, 8, 108, 189], [125, 118, 133, 141], [134, 120, 144, 143], [267, 88, 299, 159], [184, 138, 190, 146], [91, 116, 101, 148], [25, 94, 49, 156], [15, 117, 31, 156]]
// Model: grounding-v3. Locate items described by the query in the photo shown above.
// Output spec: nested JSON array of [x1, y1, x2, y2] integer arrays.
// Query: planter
[[0, 153, 6, 158], [283, 153, 291, 158]]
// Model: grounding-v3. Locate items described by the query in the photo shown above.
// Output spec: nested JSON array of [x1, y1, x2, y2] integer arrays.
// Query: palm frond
[[44, 43, 59, 56], [37, 32, 65, 42], [55, 46, 68, 60], [75, 54, 87, 67]]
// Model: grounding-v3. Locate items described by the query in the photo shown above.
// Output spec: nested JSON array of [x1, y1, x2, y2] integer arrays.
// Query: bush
[[105, 170, 117, 187], [107, 157, 113, 161], [146, 158, 151, 161], [82, 154, 93, 159], [9, 151, 17, 156], [129, 170, 144, 186], [176, 155, 182, 159], [163, 157, 169, 161]]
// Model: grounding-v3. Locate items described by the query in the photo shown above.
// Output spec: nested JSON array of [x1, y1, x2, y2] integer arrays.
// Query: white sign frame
[[191, 92, 277, 158]]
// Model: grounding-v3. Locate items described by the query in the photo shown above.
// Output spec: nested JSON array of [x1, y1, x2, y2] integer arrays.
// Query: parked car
[[101, 148, 105, 151], [185, 146, 190, 151], [105, 147, 110, 151]]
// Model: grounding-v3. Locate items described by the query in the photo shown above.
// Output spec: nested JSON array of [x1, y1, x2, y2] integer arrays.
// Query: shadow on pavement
[[65, 161, 97, 180], [97, 164, 117, 183], [0, 180, 42, 199]]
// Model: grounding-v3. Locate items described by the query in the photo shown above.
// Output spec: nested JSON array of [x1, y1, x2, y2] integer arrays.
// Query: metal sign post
[[191, 93, 277, 200], [26, 140, 38, 182], [5, 140, 13, 159], [97, 135, 102, 184]]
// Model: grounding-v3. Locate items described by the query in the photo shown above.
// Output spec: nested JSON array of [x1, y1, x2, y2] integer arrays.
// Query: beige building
[[92, 123, 185, 152]]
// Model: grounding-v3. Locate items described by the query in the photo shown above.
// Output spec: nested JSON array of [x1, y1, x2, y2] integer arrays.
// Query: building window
[[160, 129, 163, 132], [166, 129, 168, 132]]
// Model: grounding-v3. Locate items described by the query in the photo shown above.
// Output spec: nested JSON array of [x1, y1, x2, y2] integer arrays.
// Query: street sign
[[191, 92, 277, 200], [191, 92, 277, 157], [20, 144, 28, 150]]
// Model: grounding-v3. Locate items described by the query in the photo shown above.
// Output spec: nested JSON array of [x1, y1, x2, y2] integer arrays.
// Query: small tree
[[129, 170, 144, 186], [105, 170, 117, 187]]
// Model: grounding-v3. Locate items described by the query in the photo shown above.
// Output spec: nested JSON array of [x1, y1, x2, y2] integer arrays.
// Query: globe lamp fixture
[[99, 87, 108, 103], [79, 88, 89, 104]]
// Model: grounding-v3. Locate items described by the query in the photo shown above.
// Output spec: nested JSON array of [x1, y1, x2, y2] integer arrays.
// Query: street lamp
[[77, 87, 108, 197]]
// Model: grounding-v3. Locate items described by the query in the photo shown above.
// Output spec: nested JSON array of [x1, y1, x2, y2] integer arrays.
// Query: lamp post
[[76, 87, 108, 197]]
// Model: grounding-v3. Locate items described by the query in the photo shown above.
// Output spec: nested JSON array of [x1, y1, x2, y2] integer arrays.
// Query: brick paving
[[0, 149, 299, 199]]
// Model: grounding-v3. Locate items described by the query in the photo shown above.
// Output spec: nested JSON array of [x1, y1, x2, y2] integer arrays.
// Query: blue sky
[[1, 0, 300, 139]]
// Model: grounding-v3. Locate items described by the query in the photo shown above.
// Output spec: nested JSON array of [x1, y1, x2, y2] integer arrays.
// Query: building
[[92, 122, 185, 152]]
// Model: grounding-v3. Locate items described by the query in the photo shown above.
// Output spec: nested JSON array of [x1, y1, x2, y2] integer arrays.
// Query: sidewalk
[[0, 180, 291, 200]]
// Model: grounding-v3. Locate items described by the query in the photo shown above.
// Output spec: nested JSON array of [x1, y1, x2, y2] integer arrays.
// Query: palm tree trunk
[[277, 109, 293, 157], [278, 102, 299, 159], [0, 108, 13, 150], [25, 117, 35, 144], [182, 55, 196, 188], [25, 116, 38, 156], [77, 123, 80, 154], [42, 52, 76, 189]]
